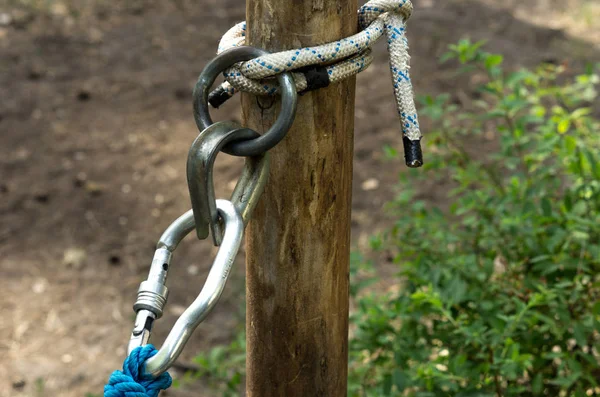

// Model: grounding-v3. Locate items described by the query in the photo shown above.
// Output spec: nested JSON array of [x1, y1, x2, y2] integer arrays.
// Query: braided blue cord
[[104, 345, 172, 397]]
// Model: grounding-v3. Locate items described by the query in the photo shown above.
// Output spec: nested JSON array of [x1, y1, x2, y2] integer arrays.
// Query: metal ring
[[192, 46, 298, 157], [187, 121, 270, 246]]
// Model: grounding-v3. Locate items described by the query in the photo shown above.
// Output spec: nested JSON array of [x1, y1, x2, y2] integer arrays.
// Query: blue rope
[[104, 345, 172, 397]]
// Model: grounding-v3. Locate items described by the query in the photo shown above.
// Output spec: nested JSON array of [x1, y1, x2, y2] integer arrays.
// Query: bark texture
[[243, 0, 357, 395]]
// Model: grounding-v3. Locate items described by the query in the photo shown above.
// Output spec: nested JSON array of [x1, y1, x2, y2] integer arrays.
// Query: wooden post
[[242, 0, 357, 395]]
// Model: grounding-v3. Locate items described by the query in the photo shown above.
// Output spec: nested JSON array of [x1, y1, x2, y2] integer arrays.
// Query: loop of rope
[[211, 0, 421, 142], [104, 345, 172, 397]]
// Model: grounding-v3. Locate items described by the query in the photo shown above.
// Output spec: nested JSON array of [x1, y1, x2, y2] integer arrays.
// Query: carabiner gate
[[128, 199, 244, 378]]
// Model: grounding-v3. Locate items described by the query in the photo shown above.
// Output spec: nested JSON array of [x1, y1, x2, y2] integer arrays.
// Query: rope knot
[[358, 0, 413, 29], [210, 0, 422, 164], [104, 345, 172, 397]]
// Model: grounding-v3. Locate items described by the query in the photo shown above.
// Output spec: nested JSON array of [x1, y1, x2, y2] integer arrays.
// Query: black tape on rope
[[208, 86, 233, 109], [402, 137, 423, 168], [300, 66, 331, 94]]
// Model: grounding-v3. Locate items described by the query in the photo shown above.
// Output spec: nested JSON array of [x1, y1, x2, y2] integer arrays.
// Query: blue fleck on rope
[[104, 345, 172, 397]]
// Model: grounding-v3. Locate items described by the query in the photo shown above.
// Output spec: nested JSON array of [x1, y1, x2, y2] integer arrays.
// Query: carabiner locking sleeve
[[128, 199, 244, 378]]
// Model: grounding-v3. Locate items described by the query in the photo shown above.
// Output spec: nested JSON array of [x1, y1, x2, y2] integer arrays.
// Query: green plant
[[349, 40, 600, 396], [179, 326, 246, 396], [192, 40, 600, 396]]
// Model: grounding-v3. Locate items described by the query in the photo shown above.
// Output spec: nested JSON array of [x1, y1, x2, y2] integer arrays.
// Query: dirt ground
[[1, 0, 599, 396]]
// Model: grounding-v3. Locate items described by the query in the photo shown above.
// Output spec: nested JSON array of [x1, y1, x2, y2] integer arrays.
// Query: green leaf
[[564, 192, 574, 211], [393, 369, 409, 391], [584, 149, 599, 178], [571, 230, 590, 242], [382, 373, 393, 395], [541, 198, 552, 217], [485, 54, 504, 70], [383, 144, 398, 160], [532, 373, 544, 394], [558, 119, 571, 134], [550, 372, 581, 389], [446, 276, 468, 305], [564, 135, 578, 154], [571, 107, 591, 119], [440, 51, 456, 64], [593, 301, 600, 316], [573, 324, 587, 347], [575, 386, 587, 397]]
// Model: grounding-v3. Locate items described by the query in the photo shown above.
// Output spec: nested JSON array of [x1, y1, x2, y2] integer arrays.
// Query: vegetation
[[349, 39, 600, 396], [189, 40, 600, 396]]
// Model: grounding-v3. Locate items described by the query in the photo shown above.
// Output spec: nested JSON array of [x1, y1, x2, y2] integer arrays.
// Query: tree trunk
[[243, 0, 357, 395]]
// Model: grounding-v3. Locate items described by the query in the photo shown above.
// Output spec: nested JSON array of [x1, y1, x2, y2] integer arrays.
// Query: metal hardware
[[192, 46, 298, 157], [128, 199, 244, 378], [187, 120, 270, 245]]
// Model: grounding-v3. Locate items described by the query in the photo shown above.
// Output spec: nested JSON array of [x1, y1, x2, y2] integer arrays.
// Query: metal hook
[[127, 199, 244, 378], [187, 120, 270, 245]]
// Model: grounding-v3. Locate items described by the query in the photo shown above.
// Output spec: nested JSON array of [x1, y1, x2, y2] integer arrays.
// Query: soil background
[[1, 0, 599, 396]]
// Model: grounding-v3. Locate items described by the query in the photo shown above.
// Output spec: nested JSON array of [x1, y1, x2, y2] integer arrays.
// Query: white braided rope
[[213, 0, 420, 141]]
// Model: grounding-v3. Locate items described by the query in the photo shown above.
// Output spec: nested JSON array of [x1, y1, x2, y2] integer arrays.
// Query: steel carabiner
[[127, 199, 244, 378], [187, 120, 270, 246]]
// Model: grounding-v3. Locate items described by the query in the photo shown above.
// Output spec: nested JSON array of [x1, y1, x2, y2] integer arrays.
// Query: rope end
[[104, 345, 172, 397], [402, 136, 423, 168], [208, 85, 233, 109]]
